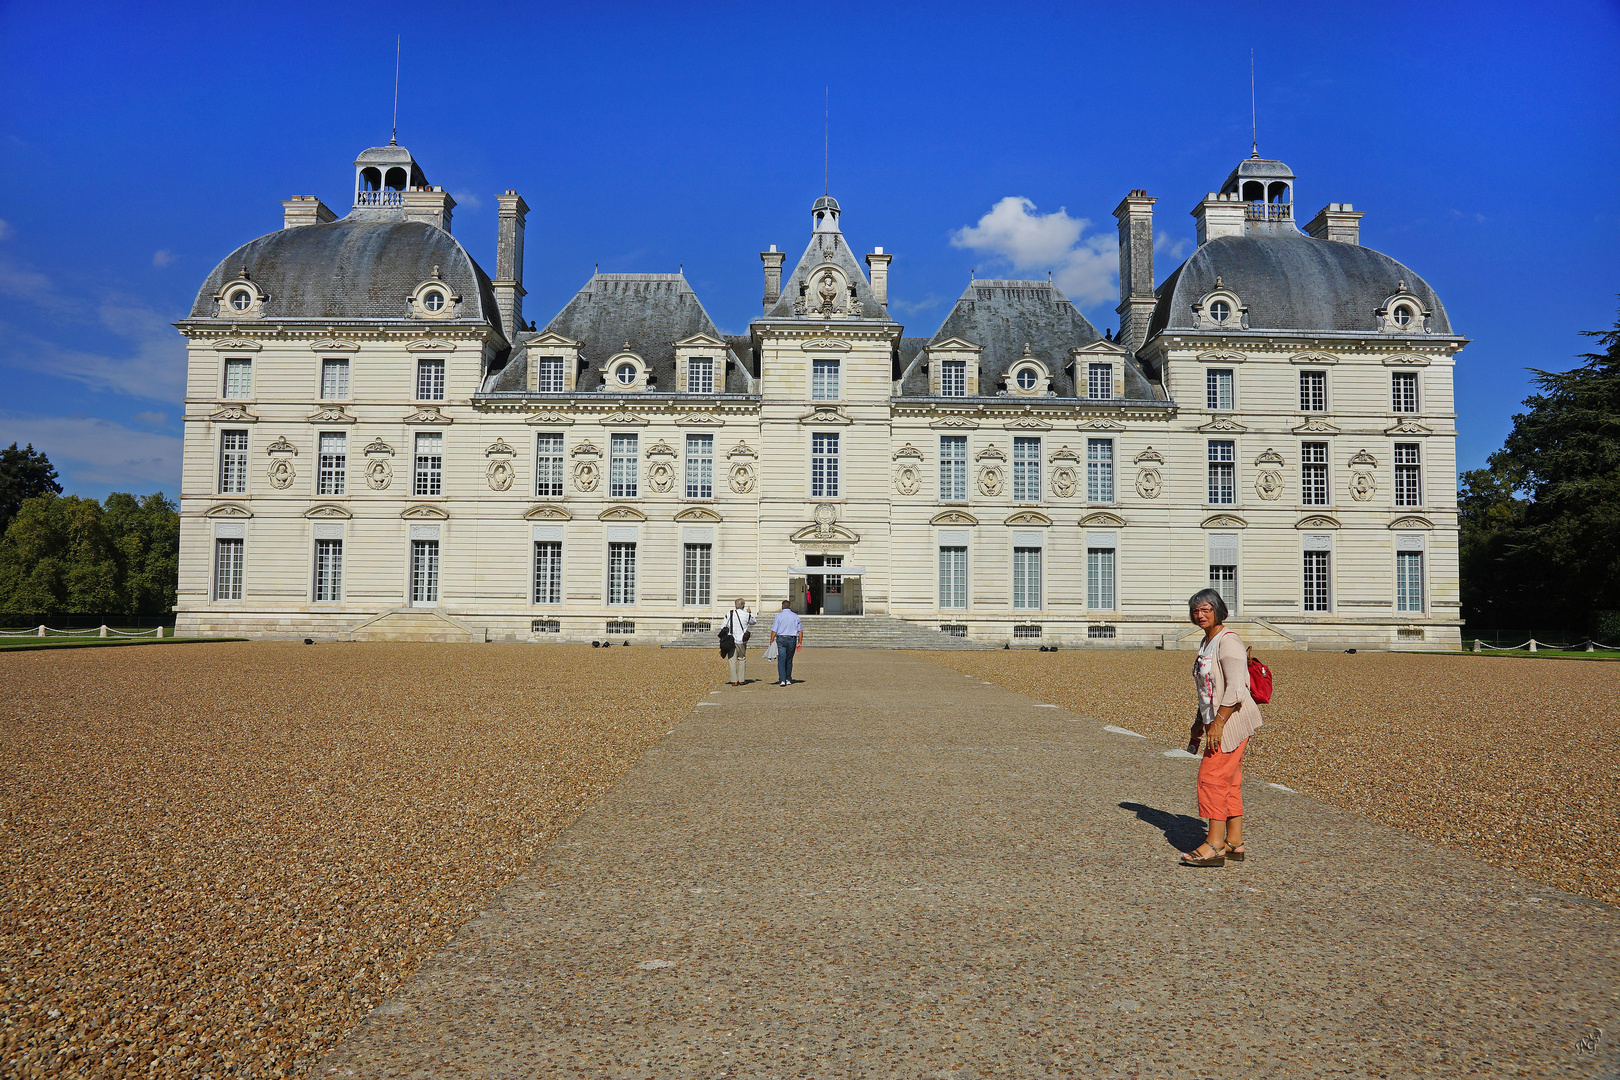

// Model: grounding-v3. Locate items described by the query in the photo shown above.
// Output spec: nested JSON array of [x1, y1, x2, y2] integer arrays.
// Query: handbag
[[1246, 647, 1273, 704], [763, 639, 779, 661]]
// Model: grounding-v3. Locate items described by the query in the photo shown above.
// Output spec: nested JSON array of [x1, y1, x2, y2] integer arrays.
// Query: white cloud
[[0, 219, 13, 240], [0, 412, 182, 492], [152, 249, 178, 268], [133, 411, 167, 427], [889, 293, 947, 316], [451, 190, 484, 211], [1155, 231, 1192, 262], [950, 196, 1118, 306]]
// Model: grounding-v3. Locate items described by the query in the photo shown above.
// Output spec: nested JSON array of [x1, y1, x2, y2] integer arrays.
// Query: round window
[[615, 363, 637, 386], [1016, 368, 1038, 390], [1209, 300, 1230, 323], [229, 289, 252, 311], [1392, 304, 1413, 328], [423, 290, 445, 312]]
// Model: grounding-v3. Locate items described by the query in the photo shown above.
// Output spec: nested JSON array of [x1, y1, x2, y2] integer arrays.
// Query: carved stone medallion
[[893, 463, 921, 495], [365, 458, 392, 490], [487, 458, 515, 491], [728, 462, 756, 493], [1051, 466, 1077, 499], [267, 458, 296, 490], [1255, 470, 1284, 500], [1135, 467, 1162, 499], [647, 460, 675, 493], [977, 463, 1005, 497], [1350, 471, 1377, 501], [572, 459, 601, 492]]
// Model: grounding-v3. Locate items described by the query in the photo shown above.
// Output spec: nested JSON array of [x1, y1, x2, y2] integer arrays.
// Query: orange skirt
[[1197, 737, 1248, 820]]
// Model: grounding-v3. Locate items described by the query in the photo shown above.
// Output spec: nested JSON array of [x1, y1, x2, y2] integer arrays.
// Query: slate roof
[[1221, 156, 1295, 191], [1145, 233, 1453, 340], [188, 218, 503, 339], [896, 280, 1159, 400], [763, 217, 890, 321], [483, 273, 752, 395]]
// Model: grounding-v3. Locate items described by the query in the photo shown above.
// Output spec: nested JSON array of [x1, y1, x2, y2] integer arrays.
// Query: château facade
[[175, 144, 1465, 649]]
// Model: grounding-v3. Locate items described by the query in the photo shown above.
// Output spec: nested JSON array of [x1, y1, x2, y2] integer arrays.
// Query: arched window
[[384, 167, 407, 190], [360, 167, 382, 191]]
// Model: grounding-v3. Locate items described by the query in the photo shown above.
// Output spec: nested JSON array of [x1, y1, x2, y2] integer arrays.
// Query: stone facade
[[175, 146, 1465, 650]]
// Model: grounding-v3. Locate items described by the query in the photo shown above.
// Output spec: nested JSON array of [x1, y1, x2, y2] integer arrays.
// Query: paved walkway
[[322, 651, 1620, 1079]]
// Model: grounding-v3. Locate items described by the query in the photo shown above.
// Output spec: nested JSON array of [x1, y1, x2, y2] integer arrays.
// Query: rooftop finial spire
[[824, 86, 829, 196], [390, 35, 401, 146], [1250, 48, 1258, 158]]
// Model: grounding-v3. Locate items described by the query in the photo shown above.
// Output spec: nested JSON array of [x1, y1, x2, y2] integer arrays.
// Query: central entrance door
[[805, 554, 844, 614]]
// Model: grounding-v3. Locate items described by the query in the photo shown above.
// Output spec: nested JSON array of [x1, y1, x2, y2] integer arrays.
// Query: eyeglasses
[[1192, 606, 1215, 615]]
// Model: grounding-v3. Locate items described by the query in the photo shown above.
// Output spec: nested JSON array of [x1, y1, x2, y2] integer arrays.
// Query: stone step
[[664, 615, 994, 651]]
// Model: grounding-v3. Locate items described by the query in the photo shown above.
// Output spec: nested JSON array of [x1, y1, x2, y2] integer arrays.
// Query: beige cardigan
[[1201, 629, 1264, 753]]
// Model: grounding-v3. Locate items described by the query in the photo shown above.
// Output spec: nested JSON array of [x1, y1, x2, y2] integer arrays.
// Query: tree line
[[1459, 306, 1620, 641], [0, 444, 179, 618]]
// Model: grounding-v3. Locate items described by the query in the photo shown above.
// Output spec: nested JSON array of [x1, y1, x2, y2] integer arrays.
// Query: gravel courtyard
[[924, 648, 1620, 907], [1, 642, 1615, 1078]]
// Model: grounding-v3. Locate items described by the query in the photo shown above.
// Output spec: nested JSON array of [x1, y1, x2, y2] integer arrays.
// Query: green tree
[[0, 443, 62, 537], [103, 492, 180, 614], [0, 495, 120, 615], [1463, 304, 1620, 633]]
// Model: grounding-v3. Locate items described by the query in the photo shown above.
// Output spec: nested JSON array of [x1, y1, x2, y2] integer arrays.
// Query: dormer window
[[214, 274, 266, 318], [1208, 300, 1231, 324], [423, 290, 446, 313], [1377, 284, 1431, 333], [229, 289, 253, 312], [408, 277, 460, 320], [1392, 304, 1413, 328], [1016, 369, 1037, 390], [615, 363, 637, 386]]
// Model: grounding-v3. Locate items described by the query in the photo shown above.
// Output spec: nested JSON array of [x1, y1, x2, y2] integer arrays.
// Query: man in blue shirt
[[769, 601, 804, 686]]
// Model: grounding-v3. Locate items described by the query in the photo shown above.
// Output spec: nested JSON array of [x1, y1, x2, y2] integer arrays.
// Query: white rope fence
[[1472, 637, 1618, 653], [0, 625, 167, 639]]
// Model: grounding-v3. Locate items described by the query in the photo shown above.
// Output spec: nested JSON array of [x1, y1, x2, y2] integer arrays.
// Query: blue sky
[[1, 0, 1616, 500]]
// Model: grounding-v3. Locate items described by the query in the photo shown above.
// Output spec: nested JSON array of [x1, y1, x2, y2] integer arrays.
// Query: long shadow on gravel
[[1120, 802, 1207, 851]]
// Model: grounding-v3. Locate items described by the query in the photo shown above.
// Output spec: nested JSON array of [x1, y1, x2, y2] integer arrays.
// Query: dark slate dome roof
[[189, 218, 502, 331], [1147, 233, 1451, 339]]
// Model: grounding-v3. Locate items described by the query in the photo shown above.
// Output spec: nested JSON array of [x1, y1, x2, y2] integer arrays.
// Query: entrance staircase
[[346, 608, 484, 643], [663, 615, 995, 650]]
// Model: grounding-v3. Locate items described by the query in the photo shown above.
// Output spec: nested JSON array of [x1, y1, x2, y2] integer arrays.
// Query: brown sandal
[[1222, 843, 1246, 862], [1179, 845, 1226, 868]]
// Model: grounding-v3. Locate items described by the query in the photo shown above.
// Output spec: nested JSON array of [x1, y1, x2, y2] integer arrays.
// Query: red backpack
[[1246, 647, 1274, 705]]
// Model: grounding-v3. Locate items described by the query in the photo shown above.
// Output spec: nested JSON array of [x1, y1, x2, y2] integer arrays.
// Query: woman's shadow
[[1119, 802, 1206, 852]]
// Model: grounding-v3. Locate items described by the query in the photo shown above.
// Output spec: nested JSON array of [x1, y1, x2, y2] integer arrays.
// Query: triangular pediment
[[675, 332, 727, 348], [929, 337, 982, 353], [1070, 339, 1129, 357], [526, 331, 582, 348]]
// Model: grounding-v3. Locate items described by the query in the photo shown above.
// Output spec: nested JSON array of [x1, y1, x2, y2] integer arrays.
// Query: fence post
[[1472, 639, 1481, 653], [37, 624, 45, 638], [99, 625, 108, 637], [156, 625, 165, 639], [1528, 638, 1538, 653], [1587, 640, 1595, 652]]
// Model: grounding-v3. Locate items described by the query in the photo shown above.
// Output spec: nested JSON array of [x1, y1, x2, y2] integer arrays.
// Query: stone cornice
[[472, 395, 761, 416]]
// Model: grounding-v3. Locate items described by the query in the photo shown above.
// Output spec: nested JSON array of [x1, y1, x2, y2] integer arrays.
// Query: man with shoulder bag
[[720, 599, 755, 686]]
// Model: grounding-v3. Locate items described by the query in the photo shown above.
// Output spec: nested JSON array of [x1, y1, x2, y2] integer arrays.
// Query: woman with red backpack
[[1180, 588, 1266, 868]]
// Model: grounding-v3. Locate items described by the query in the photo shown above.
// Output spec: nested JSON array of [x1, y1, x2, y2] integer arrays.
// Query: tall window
[[610, 434, 639, 498], [1396, 551, 1425, 613], [416, 359, 446, 401], [1012, 437, 1041, 501], [1299, 370, 1327, 412], [1207, 441, 1235, 504], [317, 432, 347, 496], [1207, 369, 1234, 411], [683, 543, 712, 606], [410, 540, 439, 604], [1392, 371, 1418, 413], [1394, 443, 1422, 507], [940, 360, 966, 397], [1210, 563, 1237, 609], [213, 538, 244, 600], [811, 432, 839, 497], [1087, 546, 1116, 610], [219, 430, 248, 494], [320, 358, 350, 399], [940, 436, 967, 500], [687, 356, 714, 394], [939, 547, 967, 609], [685, 434, 713, 499], [535, 433, 564, 497], [314, 539, 343, 601], [1086, 439, 1114, 502], [608, 542, 637, 605], [1088, 363, 1113, 399], [223, 357, 252, 399], [413, 432, 443, 496], [537, 356, 565, 393], [1300, 442, 1329, 506], [1012, 547, 1042, 609], [1303, 550, 1331, 612], [811, 359, 840, 400], [533, 541, 562, 604]]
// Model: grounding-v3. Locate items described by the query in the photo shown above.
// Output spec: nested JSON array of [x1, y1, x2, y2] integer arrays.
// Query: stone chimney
[[281, 196, 335, 230], [401, 187, 455, 233], [1305, 203, 1364, 245], [494, 190, 529, 343], [1113, 191, 1157, 355], [865, 247, 891, 308], [1191, 192, 1246, 246], [761, 245, 785, 310]]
